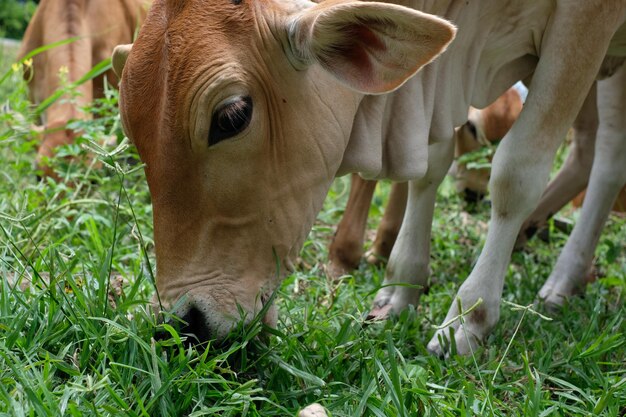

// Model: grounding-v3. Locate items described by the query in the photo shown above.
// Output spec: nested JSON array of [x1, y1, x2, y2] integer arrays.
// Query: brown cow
[[18, 0, 149, 178], [328, 87, 523, 276]]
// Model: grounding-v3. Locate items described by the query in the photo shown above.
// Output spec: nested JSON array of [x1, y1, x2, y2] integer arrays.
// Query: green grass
[[1, 45, 625, 417]]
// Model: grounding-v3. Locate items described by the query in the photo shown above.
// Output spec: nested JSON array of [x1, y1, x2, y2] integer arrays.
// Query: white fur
[[347, 0, 626, 356], [539, 65, 626, 306]]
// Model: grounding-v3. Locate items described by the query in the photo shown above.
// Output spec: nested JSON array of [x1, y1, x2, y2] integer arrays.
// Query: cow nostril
[[180, 307, 211, 344]]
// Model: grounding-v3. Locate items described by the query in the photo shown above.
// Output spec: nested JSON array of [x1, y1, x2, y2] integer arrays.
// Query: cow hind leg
[[539, 66, 626, 307], [366, 181, 407, 265], [327, 174, 377, 278], [370, 139, 453, 318], [516, 83, 599, 247]]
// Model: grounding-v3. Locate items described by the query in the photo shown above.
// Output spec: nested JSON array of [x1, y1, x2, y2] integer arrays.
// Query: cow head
[[453, 88, 523, 203], [113, 0, 455, 342]]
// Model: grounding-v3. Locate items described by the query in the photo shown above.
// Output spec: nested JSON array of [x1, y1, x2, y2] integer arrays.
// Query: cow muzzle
[[157, 289, 277, 345]]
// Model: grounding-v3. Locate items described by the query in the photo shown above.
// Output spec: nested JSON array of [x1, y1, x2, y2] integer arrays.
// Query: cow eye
[[209, 96, 253, 146]]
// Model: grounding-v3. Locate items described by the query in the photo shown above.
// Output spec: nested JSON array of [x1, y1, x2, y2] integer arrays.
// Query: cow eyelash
[[208, 96, 253, 146]]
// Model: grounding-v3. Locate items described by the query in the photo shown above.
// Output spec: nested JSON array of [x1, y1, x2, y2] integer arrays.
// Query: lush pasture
[[0, 43, 625, 416]]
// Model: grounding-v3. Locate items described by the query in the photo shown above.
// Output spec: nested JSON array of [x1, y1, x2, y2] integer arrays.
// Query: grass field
[[0, 43, 625, 416]]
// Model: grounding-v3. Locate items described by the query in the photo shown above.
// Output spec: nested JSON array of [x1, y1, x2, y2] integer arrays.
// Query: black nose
[[154, 307, 214, 347], [179, 307, 211, 344]]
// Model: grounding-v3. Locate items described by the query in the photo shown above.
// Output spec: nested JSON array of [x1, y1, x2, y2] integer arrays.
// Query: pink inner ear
[[322, 23, 388, 85]]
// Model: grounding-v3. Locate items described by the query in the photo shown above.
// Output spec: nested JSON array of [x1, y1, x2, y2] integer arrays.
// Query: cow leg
[[371, 139, 454, 317], [539, 65, 626, 307], [517, 83, 599, 247], [366, 182, 408, 265], [427, 3, 625, 356], [328, 174, 377, 277]]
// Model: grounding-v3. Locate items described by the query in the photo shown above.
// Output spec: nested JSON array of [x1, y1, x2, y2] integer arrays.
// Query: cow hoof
[[537, 287, 564, 310], [325, 260, 353, 280], [426, 324, 481, 357], [538, 270, 588, 311], [425, 337, 446, 358], [371, 287, 395, 313], [327, 244, 361, 278], [365, 250, 387, 266], [367, 303, 392, 320], [537, 283, 571, 312], [298, 403, 329, 417]]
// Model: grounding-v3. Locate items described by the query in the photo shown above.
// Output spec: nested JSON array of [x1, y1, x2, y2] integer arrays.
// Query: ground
[[0, 41, 625, 416]]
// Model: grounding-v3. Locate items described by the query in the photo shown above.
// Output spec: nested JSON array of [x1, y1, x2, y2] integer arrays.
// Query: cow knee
[[489, 155, 550, 221]]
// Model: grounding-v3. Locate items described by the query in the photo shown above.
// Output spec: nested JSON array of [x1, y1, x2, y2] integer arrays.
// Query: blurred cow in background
[[18, 0, 149, 178]]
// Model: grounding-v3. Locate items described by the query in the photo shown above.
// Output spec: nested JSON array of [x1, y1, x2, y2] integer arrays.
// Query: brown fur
[[19, 0, 149, 178], [117, 0, 455, 335], [572, 186, 626, 212], [479, 88, 524, 143]]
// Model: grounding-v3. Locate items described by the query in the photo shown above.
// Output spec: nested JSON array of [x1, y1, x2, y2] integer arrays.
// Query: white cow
[[113, 0, 626, 355]]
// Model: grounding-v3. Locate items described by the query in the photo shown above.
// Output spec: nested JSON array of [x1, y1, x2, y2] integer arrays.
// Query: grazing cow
[[452, 87, 525, 201], [18, 0, 149, 178], [328, 87, 523, 276], [114, 0, 626, 355]]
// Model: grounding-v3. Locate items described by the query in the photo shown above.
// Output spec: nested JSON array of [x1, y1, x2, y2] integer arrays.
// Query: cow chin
[[155, 278, 278, 345]]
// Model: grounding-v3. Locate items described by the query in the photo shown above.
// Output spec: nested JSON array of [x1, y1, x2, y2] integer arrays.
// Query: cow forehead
[[160, 0, 256, 45], [123, 0, 266, 151], [164, 0, 309, 20]]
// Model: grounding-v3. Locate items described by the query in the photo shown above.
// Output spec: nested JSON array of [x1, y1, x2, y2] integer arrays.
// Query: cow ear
[[112, 44, 133, 78], [287, 1, 456, 94]]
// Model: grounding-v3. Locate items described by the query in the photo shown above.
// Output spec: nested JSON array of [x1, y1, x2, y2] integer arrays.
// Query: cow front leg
[[539, 66, 626, 307], [427, 1, 625, 356], [428, 133, 583, 356], [371, 139, 454, 318]]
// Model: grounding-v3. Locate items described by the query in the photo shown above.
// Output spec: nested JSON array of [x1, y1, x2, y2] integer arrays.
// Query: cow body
[[19, 0, 148, 177], [116, 0, 626, 353], [328, 87, 524, 276], [331, 78, 625, 278]]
